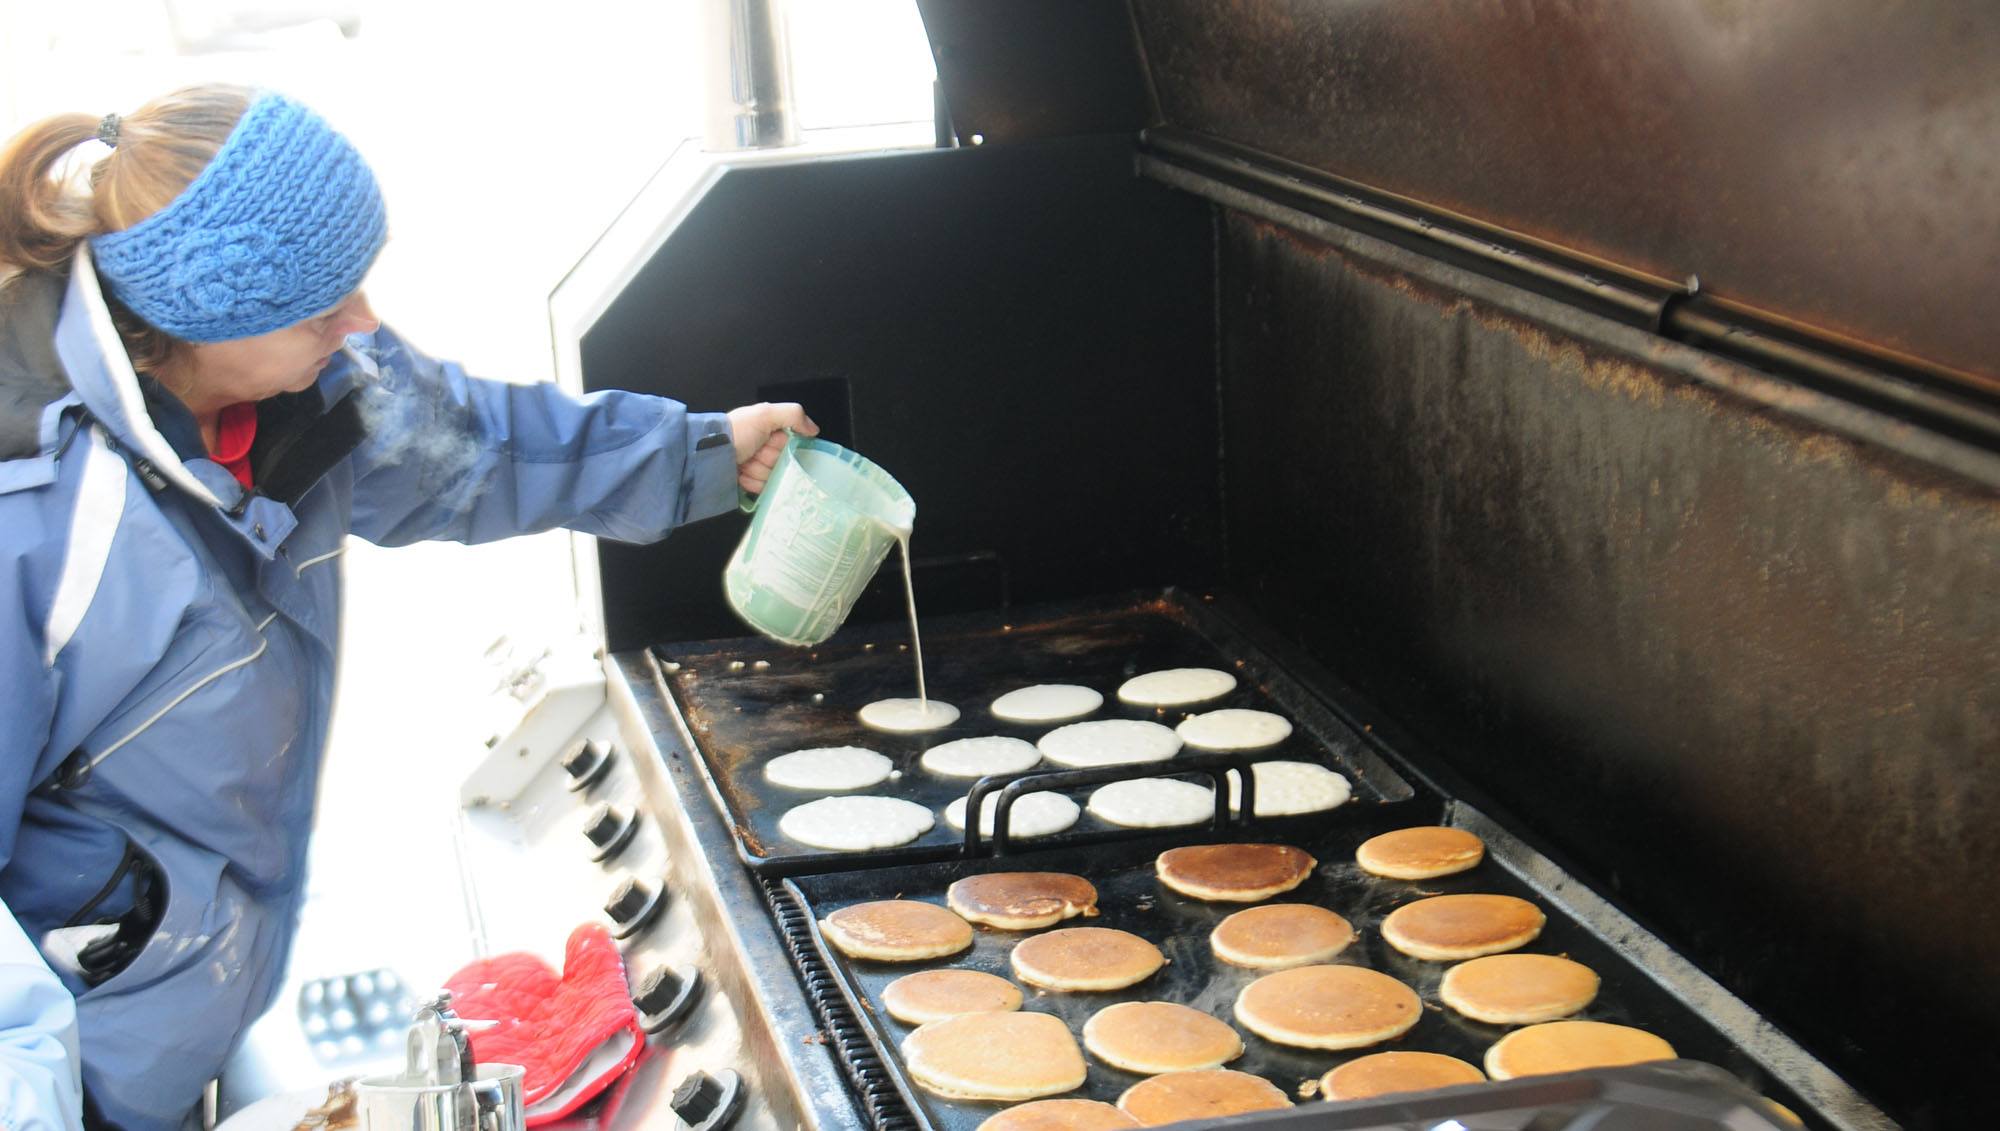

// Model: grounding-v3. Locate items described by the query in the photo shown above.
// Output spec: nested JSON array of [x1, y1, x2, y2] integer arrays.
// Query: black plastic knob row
[[560, 739, 614, 791], [633, 964, 703, 1035], [604, 875, 665, 938], [670, 1068, 743, 1131], [582, 802, 639, 861]]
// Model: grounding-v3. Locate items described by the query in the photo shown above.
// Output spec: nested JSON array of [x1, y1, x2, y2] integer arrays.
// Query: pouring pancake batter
[[0, 85, 814, 1131]]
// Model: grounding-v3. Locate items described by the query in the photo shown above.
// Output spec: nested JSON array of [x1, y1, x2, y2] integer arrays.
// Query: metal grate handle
[[758, 877, 919, 1131], [959, 750, 1268, 856]]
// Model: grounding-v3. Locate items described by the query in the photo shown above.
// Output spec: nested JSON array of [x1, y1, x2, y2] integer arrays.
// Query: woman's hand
[[726, 402, 820, 494]]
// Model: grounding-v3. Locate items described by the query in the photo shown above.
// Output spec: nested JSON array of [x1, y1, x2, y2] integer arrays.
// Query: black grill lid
[[917, 0, 2000, 397]]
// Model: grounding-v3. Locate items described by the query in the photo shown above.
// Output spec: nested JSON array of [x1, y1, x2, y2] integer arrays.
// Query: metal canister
[[353, 995, 524, 1131]]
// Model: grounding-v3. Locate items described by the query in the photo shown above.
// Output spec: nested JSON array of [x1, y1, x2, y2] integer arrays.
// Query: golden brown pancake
[[1438, 953, 1600, 1024], [1082, 1002, 1245, 1074], [1765, 1099, 1806, 1127], [1483, 1020, 1677, 1080], [1319, 1052, 1484, 1101], [820, 900, 974, 962], [1012, 927, 1165, 992], [1155, 843, 1317, 902], [1233, 965, 1421, 1050], [1355, 826, 1486, 880], [977, 1100, 1140, 1131], [882, 969, 1024, 1025], [1210, 903, 1355, 969], [1380, 894, 1545, 960], [948, 872, 1100, 931], [1116, 1070, 1291, 1126], [903, 1012, 1088, 1101]]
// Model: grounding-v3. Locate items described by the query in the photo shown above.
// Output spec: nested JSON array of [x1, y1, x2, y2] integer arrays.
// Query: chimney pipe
[[703, 0, 800, 151]]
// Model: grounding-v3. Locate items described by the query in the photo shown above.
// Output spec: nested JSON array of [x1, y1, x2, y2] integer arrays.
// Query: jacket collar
[[56, 246, 228, 509], [53, 246, 338, 558]]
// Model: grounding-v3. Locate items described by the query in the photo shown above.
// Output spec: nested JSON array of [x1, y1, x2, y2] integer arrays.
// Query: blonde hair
[[0, 85, 252, 371]]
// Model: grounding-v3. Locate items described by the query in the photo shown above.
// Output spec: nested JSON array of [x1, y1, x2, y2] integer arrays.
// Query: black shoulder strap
[[249, 386, 367, 509], [0, 271, 76, 462]]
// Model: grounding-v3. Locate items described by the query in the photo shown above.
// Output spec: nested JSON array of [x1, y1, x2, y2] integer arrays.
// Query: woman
[[0, 85, 814, 1131]]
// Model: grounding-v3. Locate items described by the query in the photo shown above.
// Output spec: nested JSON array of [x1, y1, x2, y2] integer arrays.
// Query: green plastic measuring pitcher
[[724, 433, 916, 647]]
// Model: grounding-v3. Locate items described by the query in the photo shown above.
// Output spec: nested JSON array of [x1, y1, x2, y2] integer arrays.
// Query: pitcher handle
[[737, 428, 808, 513]]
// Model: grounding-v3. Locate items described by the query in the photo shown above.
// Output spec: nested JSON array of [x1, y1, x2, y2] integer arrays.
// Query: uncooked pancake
[[883, 969, 1024, 1025], [1483, 1020, 1677, 1080], [1175, 709, 1292, 751], [1156, 843, 1317, 902], [1116, 668, 1237, 707], [763, 746, 893, 791], [976, 1099, 1139, 1131], [1439, 953, 1600, 1025], [922, 736, 1041, 777], [1116, 1070, 1291, 1126], [1209, 903, 1354, 969], [992, 684, 1104, 723], [1318, 1052, 1484, 1101], [859, 697, 961, 733], [1082, 1001, 1244, 1074], [1380, 894, 1545, 960], [1233, 965, 1422, 1050], [1011, 927, 1165, 991], [1038, 720, 1182, 768], [944, 792, 1081, 840], [903, 1011, 1088, 1101], [1355, 826, 1486, 880], [1086, 779, 1214, 829], [820, 900, 973, 962], [779, 795, 934, 851], [1225, 761, 1352, 817], [948, 872, 1099, 931]]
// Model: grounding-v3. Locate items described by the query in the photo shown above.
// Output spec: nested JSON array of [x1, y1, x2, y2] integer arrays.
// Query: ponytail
[[0, 86, 251, 369], [0, 113, 101, 278]]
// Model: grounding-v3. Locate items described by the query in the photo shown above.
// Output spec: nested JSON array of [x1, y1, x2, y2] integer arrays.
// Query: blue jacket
[[0, 250, 737, 1131]]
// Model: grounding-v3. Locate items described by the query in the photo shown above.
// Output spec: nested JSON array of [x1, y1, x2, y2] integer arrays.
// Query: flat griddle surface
[[784, 814, 1818, 1131], [654, 592, 1414, 875]]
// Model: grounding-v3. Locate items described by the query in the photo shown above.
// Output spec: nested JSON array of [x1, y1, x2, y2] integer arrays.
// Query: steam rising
[[350, 337, 488, 511]]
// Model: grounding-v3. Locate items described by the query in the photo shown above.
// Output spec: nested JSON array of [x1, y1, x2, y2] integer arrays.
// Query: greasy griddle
[[783, 813, 1818, 1131], [653, 592, 1414, 875]]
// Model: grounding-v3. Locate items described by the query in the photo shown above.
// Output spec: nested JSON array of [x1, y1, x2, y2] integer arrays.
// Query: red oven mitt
[[443, 923, 645, 1125]]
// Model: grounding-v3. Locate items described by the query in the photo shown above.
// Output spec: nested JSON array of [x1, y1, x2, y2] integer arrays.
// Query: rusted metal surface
[[1216, 207, 1997, 1128], [914, 0, 1155, 145], [1133, 0, 2000, 389], [1138, 129, 2000, 450]]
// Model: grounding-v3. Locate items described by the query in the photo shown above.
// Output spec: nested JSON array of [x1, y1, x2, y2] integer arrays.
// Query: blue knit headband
[[90, 93, 387, 343]]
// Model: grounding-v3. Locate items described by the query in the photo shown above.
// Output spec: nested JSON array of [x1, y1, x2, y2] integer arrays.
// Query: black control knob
[[670, 1069, 742, 1131], [582, 802, 638, 861], [604, 875, 665, 938], [634, 964, 703, 1034], [560, 739, 614, 791]]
